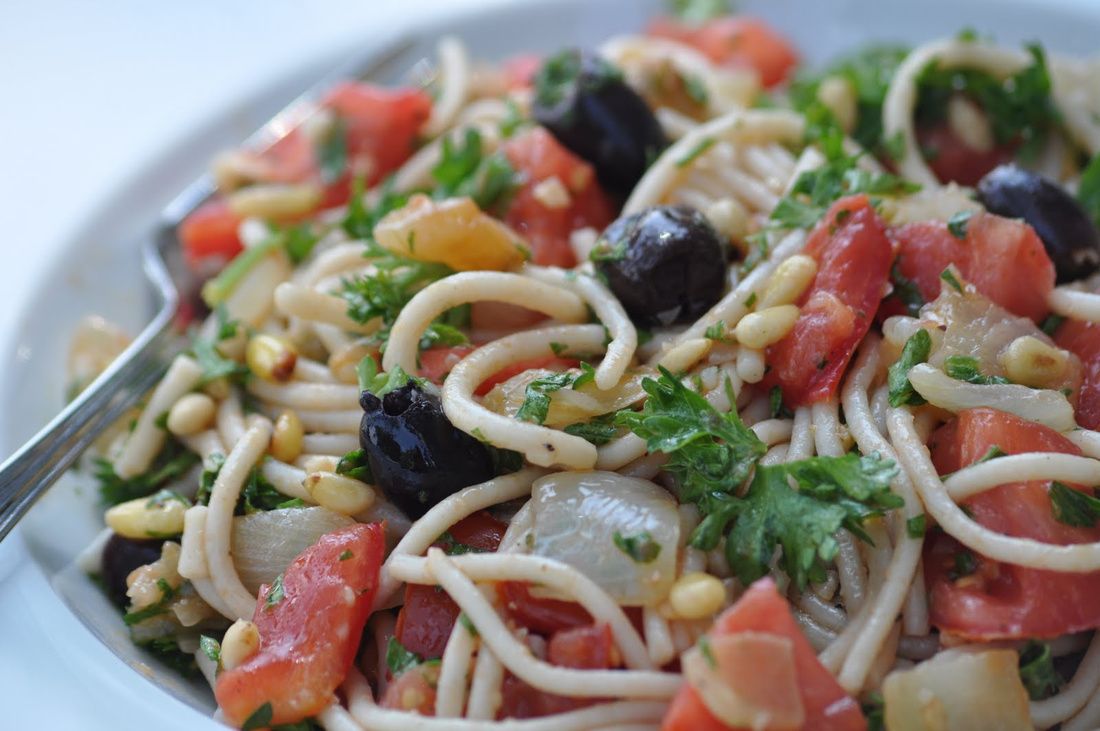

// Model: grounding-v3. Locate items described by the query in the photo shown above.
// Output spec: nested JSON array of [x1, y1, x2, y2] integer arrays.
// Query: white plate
[[3, 0, 1100, 727]]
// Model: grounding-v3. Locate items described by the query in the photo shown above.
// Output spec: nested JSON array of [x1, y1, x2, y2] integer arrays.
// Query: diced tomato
[[470, 301, 549, 335], [503, 54, 541, 90], [647, 17, 798, 88], [502, 127, 617, 267], [661, 578, 865, 731], [417, 346, 477, 385], [548, 623, 618, 669], [497, 580, 595, 635], [1056, 319, 1100, 430], [925, 408, 1100, 640], [916, 122, 1017, 187], [394, 512, 506, 659], [215, 524, 384, 728], [498, 624, 619, 720], [765, 195, 892, 407], [381, 662, 440, 714], [322, 82, 433, 200], [179, 199, 244, 267], [889, 211, 1054, 322]]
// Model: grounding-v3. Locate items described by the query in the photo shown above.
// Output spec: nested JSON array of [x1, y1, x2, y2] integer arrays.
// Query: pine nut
[[1000, 335, 1070, 388], [669, 572, 726, 619], [305, 472, 376, 515], [246, 334, 298, 382], [166, 393, 216, 436], [227, 182, 323, 219], [270, 410, 304, 463], [221, 619, 261, 671], [734, 305, 801, 349], [704, 197, 750, 242], [817, 76, 857, 133], [759, 254, 818, 308], [105, 492, 188, 539], [947, 95, 994, 154]]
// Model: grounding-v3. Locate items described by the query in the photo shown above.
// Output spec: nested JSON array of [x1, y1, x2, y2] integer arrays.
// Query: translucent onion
[[907, 364, 1076, 432], [482, 367, 650, 428], [231, 507, 355, 594], [882, 649, 1031, 731], [515, 470, 680, 606]]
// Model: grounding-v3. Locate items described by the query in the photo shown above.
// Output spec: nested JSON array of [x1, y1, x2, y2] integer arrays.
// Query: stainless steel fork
[[0, 37, 417, 542]]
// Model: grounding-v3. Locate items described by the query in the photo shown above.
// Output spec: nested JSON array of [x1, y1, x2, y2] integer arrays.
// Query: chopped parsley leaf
[[242, 702, 274, 731], [947, 210, 973, 239], [887, 330, 931, 407], [263, 574, 286, 610], [386, 636, 424, 676], [563, 412, 620, 446], [906, 515, 927, 539], [939, 267, 964, 293], [612, 531, 662, 563], [1050, 481, 1100, 528], [94, 441, 199, 506], [889, 260, 926, 317], [944, 355, 1009, 385], [1019, 641, 1063, 700], [336, 448, 373, 483]]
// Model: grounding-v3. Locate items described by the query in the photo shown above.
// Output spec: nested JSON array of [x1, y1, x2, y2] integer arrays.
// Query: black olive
[[592, 205, 726, 327], [358, 383, 494, 519], [532, 49, 667, 196], [976, 164, 1100, 283], [101, 533, 163, 608]]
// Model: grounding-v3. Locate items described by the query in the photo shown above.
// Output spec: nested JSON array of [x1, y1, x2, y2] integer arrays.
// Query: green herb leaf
[[950, 550, 978, 580], [241, 466, 288, 514], [698, 635, 717, 668], [944, 355, 1009, 385], [264, 574, 286, 610], [617, 367, 766, 511], [386, 636, 424, 676], [342, 174, 409, 241], [888, 330, 932, 407], [676, 137, 717, 168], [612, 531, 662, 563], [201, 234, 283, 308], [906, 515, 927, 538], [357, 357, 423, 397], [515, 371, 576, 424], [571, 362, 597, 390], [1050, 481, 1100, 528], [458, 612, 479, 637], [940, 267, 964, 293], [242, 702, 274, 731], [336, 448, 373, 483], [1078, 152, 1100, 229], [123, 578, 178, 626], [977, 445, 1007, 464], [316, 116, 348, 185], [889, 260, 926, 317], [549, 342, 567, 356], [338, 549, 354, 561], [1040, 314, 1066, 337], [665, 0, 730, 22], [769, 386, 793, 419], [563, 412, 620, 446], [947, 210, 973, 239], [139, 636, 201, 680], [431, 128, 521, 212], [94, 442, 200, 506], [1019, 641, 1063, 700], [199, 635, 222, 666], [862, 691, 886, 731]]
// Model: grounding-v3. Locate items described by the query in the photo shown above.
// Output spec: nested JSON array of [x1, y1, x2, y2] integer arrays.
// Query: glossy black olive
[[592, 205, 726, 328], [359, 383, 494, 519], [976, 164, 1100, 283], [101, 533, 163, 608], [532, 49, 667, 196]]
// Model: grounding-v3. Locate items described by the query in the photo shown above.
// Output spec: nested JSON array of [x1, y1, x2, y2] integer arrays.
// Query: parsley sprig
[[616, 368, 902, 589]]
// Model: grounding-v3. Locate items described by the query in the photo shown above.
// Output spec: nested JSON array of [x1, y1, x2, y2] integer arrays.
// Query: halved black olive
[[358, 383, 494, 519], [532, 49, 667, 196], [592, 205, 726, 327], [101, 533, 164, 608], [976, 164, 1100, 283]]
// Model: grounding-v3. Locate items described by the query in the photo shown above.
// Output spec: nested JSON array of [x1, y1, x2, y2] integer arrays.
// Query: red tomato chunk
[[215, 523, 385, 728], [646, 16, 798, 88], [925, 408, 1100, 640], [1056, 319, 1100, 430]]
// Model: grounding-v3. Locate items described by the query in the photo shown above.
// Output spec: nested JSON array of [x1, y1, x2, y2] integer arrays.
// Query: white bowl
[[2, 0, 1099, 728]]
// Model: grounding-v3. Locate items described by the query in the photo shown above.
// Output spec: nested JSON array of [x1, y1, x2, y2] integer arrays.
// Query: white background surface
[[3, 0, 1100, 728]]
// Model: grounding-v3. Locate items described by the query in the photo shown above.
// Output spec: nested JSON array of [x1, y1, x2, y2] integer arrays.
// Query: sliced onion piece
[[682, 632, 805, 731], [882, 649, 1031, 731], [232, 507, 355, 594], [907, 364, 1076, 431], [518, 470, 679, 606], [482, 367, 649, 428]]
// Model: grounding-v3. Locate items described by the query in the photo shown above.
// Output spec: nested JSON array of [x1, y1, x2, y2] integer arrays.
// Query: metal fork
[[0, 37, 417, 542]]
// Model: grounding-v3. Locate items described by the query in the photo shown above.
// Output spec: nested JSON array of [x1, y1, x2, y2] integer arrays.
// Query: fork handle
[[0, 311, 179, 543]]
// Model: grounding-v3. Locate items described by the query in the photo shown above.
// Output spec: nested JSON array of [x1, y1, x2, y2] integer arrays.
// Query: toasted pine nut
[[704, 197, 750, 243], [221, 620, 261, 671], [305, 471, 375, 515], [734, 305, 800, 349], [669, 572, 726, 620], [270, 410, 305, 463], [227, 182, 322, 219], [1000, 335, 1070, 388], [166, 393, 216, 437], [246, 334, 298, 382], [105, 492, 188, 540], [759, 254, 818, 309]]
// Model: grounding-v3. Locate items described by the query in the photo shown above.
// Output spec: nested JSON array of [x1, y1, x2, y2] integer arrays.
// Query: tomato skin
[[322, 82, 433, 191], [1056, 319, 1100, 430], [214, 523, 385, 727], [503, 54, 541, 90], [394, 512, 506, 659], [661, 578, 865, 731], [381, 663, 440, 714], [646, 17, 798, 88], [890, 211, 1054, 322], [925, 408, 1100, 640], [179, 199, 244, 266], [502, 127, 617, 267], [417, 347, 578, 397], [916, 122, 1016, 186], [496, 580, 595, 635], [765, 195, 892, 407]]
